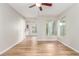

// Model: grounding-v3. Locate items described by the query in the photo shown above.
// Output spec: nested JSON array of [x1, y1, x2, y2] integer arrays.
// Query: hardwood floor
[[1, 37, 79, 56]]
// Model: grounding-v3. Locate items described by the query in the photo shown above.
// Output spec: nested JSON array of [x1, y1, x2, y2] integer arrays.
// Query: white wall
[[58, 4, 79, 52], [0, 4, 25, 54]]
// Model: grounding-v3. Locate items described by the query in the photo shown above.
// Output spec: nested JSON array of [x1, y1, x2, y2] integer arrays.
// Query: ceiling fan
[[29, 3, 52, 11]]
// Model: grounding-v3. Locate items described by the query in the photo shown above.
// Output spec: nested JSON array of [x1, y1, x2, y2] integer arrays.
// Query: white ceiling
[[9, 3, 73, 18]]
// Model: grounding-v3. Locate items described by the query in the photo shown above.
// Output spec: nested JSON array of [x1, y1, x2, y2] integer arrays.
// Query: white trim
[[37, 40, 57, 41], [58, 40, 79, 53], [37, 36, 57, 41], [0, 38, 24, 55]]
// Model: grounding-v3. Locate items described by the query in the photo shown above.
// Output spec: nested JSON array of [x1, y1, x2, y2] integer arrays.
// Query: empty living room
[[0, 2, 79, 58]]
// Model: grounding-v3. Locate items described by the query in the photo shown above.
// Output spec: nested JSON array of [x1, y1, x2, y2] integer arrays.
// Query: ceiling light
[[36, 3, 41, 7]]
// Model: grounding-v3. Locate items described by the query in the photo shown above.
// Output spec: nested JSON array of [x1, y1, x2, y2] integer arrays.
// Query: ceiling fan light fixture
[[36, 3, 41, 7]]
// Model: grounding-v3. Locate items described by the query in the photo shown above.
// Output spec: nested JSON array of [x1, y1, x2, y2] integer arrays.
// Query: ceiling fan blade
[[29, 4, 36, 8], [42, 3, 52, 6], [39, 7, 42, 11]]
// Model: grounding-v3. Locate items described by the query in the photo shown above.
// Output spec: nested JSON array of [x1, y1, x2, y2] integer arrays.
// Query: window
[[46, 20, 57, 36]]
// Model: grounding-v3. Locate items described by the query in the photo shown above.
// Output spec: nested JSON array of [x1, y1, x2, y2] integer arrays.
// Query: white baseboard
[[37, 39, 57, 41], [0, 38, 24, 55], [37, 36, 57, 41], [58, 40, 79, 53]]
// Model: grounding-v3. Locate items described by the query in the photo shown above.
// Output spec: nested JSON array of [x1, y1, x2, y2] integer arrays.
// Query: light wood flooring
[[1, 37, 79, 56]]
